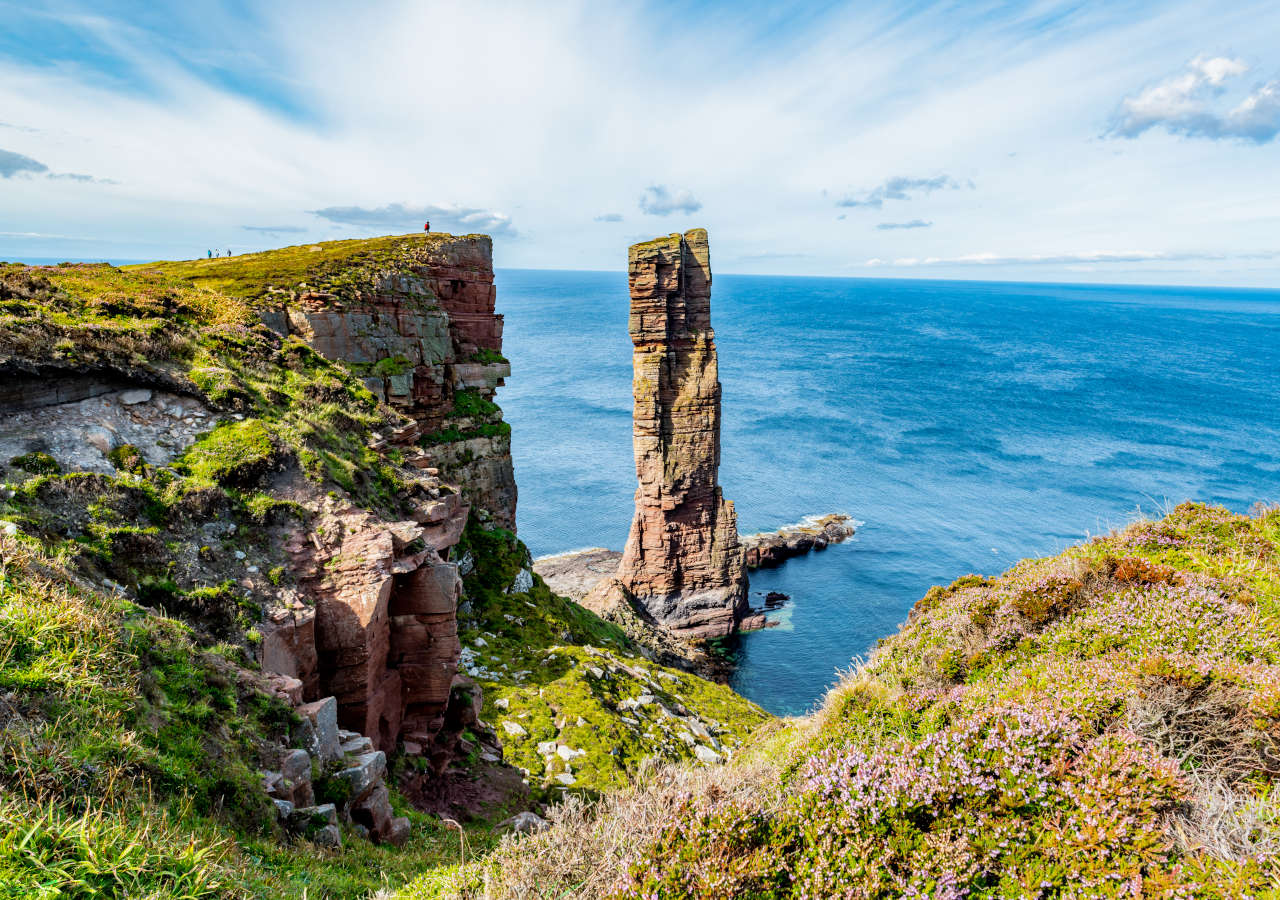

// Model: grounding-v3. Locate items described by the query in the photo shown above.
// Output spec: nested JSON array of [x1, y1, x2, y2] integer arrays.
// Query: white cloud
[[1108, 55, 1280, 142], [1, 1, 1279, 284], [594, 213, 623, 222], [638, 185, 702, 216], [310, 203, 516, 237], [861, 249, 1280, 267], [876, 219, 932, 230], [836, 175, 970, 209]]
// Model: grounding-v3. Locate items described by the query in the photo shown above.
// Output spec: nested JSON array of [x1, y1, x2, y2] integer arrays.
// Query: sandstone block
[[296, 697, 342, 764], [337, 750, 386, 803]]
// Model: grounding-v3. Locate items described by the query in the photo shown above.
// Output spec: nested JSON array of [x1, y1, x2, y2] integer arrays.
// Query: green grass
[[176, 420, 278, 485], [127, 233, 488, 305], [451, 519, 769, 801], [0, 530, 507, 898], [7, 453, 59, 476]]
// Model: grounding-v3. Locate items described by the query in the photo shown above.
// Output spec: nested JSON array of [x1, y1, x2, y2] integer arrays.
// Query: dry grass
[[1127, 677, 1280, 785], [1166, 772, 1280, 862], [401, 732, 796, 900]]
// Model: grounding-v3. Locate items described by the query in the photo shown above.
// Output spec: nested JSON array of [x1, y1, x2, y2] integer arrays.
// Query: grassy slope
[[453, 522, 768, 804], [0, 242, 505, 897], [415, 502, 1280, 899], [125, 232, 491, 303], [0, 240, 770, 897]]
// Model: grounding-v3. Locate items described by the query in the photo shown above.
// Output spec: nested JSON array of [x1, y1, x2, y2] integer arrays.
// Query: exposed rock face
[[262, 236, 515, 529], [257, 235, 514, 756], [0, 382, 215, 476], [741, 514, 857, 569], [270, 499, 471, 754], [593, 230, 748, 640]]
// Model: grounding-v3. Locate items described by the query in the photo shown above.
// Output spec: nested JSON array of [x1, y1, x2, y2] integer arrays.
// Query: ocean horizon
[[498, 267, 1280, 716]]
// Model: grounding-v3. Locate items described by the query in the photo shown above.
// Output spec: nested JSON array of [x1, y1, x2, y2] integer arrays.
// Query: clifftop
[[128, 232, 493, 304]]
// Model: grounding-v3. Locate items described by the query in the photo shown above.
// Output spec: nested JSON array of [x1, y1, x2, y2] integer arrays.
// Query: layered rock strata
[[261, 236, 516, 529], [590, 230, 748, 640], [259, 235, 513, 759]]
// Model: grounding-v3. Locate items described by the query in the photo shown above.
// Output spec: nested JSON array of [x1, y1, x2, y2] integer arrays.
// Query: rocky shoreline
[[534, 512, 857, 647], [741, 513, 857, 569]]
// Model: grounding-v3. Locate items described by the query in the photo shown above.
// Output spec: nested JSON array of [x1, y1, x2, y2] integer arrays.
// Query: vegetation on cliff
[[452, 519, 768, 803], [411, 502, 1280, 898], [0, 240, 771, 897]]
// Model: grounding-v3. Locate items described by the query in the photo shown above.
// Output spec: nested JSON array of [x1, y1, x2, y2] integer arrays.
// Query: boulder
[[694, 745, 722, 764], [385, 816, 411, 847], [119, 389, 152, 405], [336, 750, 386, 803], [296, 697, 342, 764], [312, 824, 342, 849], [286, 803, 340, 847], [351, 784, 394, 838]]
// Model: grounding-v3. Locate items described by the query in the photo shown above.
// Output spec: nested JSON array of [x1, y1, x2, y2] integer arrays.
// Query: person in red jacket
[[424, 221, 430, 232]]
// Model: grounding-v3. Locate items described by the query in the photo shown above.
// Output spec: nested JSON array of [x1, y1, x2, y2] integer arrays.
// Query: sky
[[1, 0, 1278, 285]]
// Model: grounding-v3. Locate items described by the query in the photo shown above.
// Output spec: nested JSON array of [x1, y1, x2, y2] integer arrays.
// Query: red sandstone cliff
[[588, 230, 748, 640], [260, 235, 511, 755]]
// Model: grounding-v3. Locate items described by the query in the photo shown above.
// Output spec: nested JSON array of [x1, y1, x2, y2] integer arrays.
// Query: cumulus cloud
[[594, 213, 623, 222], [0, 148, 48, 178], [862, 248, 1280, 267], [877, 219, 932, 230], [242, 225, 307, 234], [638, 185, 702, 216], [837, 175, 970, 209], [310, 202, 516, 236], [1108, 56, 1280, 143]]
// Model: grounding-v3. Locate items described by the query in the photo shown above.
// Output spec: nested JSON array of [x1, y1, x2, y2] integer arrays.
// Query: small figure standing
[[207, 249, 212, 258], [424, 221, 430, 232], [226, 249, 231, 257]]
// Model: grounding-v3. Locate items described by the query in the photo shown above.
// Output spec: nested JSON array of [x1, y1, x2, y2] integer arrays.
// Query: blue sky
[[1, 0, 1278, 285]]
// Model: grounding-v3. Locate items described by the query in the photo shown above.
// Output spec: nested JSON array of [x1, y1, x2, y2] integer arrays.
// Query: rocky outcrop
[[261, 490, 488, 763], [0, 383, 215, 476], [258, 235, 514, 762], [260, 694, 414, 846], [261, 235, 515, 529], [534, 548, 623, 602], [588, 230, 748, 641], [741, 514, 857, 569]]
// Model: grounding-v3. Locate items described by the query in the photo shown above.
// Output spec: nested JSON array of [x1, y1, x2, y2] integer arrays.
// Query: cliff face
[[0, 235, 514, 763], [269, 237, 516, 529], [605, 229, 748, 640], [246, 236, 513, 753]]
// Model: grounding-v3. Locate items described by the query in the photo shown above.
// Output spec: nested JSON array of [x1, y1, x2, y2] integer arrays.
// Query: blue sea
[[497, 269, 1280, 717]]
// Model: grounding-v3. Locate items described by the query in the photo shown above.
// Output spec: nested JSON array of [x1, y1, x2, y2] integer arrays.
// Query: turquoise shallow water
[[496, 269, 1280, 716]]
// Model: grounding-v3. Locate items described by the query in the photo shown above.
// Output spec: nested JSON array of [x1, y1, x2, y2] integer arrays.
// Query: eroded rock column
[[611, 229, 748, 639]]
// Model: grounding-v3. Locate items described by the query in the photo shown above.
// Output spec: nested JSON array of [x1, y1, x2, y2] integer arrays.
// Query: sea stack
[[599, 229, 749, 640]]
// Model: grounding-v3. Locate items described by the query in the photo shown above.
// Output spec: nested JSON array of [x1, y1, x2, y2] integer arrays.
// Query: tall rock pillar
[[612, 229, 748, 639]]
